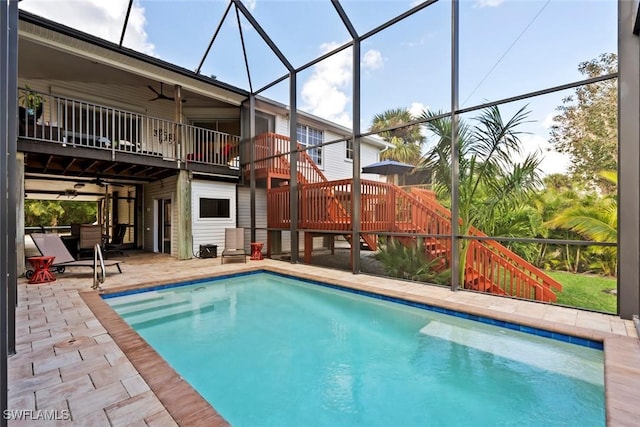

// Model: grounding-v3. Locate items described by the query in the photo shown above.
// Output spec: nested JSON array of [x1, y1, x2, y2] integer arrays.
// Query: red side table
[[250, 242, 264, 260], [27, 256, 56, 284]]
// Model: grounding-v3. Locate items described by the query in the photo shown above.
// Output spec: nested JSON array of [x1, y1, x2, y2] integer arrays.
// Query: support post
[[7, 0, 17, 344], [450, 0, 460, 292], [1, 1, 19, 424], [289, 73, 299, 263], [618, 0, 640, 319], [16, 152, 24, 277], [174, 84, 183, 161], [249, 95, 256, 244], [352, 39, 362, 274], [175, 170, 192, 260]]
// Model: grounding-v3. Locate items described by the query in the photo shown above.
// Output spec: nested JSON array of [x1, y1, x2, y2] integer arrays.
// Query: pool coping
[[80, 264, 640, 426]]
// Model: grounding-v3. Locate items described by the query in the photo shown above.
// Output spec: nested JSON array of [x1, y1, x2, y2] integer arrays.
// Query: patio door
[[157, 199, 171, 254]]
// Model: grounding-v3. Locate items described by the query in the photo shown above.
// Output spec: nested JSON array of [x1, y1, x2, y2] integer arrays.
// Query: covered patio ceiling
[[18, 36, 238, 107], [25, 174, 138, 202]]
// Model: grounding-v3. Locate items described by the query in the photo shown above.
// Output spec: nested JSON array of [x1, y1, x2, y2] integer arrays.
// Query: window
[[199, 198, 230, 218], [296, 124, 323, 167], [345, 139, 353, 160]]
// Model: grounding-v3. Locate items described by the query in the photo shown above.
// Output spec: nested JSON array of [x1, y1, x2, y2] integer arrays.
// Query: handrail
[[17, 88, 239, 167], [267, 178, 561, 302], [410, 187, 563, 293], [92, 243, 106, 290], [251, 133, 328, 184]]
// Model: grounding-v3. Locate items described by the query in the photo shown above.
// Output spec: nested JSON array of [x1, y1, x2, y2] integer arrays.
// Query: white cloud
[[301, 43, 384, 127], [301, 42, 352, 126], [542, 112, 556, 129], [244, 0, 257, 11], [518, 133, 570, 176], [20, 0, 155, 55], [475, 0, 505, 8], [409, 102, 429, 139], [362, 49, 383, 70], [409, 102, 428, 119]]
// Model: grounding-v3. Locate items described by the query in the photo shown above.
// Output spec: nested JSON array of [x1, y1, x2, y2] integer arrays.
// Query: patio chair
[[221, 228, 247, 264], [104, 223, 129, 258], [28, 233, 122, 277], [79, 224, 103, 259]]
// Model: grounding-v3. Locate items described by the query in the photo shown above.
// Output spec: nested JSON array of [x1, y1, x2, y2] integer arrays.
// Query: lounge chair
[[28, 233, 122, 276], [221, 228, 247, 264]]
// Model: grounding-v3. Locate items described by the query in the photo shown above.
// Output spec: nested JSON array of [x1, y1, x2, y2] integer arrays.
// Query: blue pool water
[[105, 272, 604, 427]]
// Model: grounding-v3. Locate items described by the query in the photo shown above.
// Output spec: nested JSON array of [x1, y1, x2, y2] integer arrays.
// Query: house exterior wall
[[191, 179, 238, 255], [272, 113, 382, 181], [237, 186, 267, 251], [142, 175, 177, 255]]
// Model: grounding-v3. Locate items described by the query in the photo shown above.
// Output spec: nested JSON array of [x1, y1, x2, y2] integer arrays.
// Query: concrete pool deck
[[8, 252, 640, 426]]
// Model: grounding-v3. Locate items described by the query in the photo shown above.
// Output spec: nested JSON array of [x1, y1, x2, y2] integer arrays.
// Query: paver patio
[[8, 251, 640, 426]]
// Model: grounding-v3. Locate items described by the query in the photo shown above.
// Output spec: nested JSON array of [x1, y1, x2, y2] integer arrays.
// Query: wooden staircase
[[256, 132, 562, 302], [255, 133, 377, 251]]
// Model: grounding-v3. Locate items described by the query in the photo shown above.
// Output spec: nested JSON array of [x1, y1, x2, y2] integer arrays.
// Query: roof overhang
[[254, 96, 389, 149], [18, 10, 249, 106]]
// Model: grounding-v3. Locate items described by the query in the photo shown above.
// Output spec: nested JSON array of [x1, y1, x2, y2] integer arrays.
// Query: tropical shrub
[[375, 237, 451, 285]]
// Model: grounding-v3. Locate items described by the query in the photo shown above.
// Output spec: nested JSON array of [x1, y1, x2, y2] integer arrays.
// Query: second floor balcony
[[17, 90, 241, 170]]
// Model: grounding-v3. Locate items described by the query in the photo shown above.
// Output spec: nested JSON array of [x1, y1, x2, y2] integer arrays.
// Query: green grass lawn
[[549, 271, 617, 313]]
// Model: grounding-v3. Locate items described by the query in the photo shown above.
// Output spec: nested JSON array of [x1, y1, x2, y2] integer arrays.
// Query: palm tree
[[419, 105, 543, 286], [545, 171, 617, 275], [371, 108, 424, 165], [531, 186, 581, 270]]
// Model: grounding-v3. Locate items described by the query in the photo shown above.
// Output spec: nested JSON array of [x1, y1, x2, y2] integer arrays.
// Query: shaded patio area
[[8, 251, 640, 425]]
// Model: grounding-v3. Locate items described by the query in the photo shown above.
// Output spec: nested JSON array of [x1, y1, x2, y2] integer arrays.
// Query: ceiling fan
[[147, 82, 186, 102], [84, 177, 125, 188]]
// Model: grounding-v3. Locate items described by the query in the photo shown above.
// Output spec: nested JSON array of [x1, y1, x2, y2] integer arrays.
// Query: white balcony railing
[[17, 89, 240, 168]]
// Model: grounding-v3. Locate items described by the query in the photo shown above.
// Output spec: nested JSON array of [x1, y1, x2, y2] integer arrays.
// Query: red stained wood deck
[[247, 132, 562, 302]]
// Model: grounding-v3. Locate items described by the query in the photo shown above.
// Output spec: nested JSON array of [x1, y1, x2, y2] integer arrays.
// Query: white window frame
[[296, 124, 323, 167], [345, 138, 353, 161]]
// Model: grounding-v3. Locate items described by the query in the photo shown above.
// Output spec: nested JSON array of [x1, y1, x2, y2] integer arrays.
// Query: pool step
[[419, 320, 603, 385], [119, 298, 191, 318], [125, 301, 215, 329], [107, 292, 164, 309]]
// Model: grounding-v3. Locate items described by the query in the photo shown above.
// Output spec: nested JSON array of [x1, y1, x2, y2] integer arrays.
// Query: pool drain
[[53, 336, 91, 349]]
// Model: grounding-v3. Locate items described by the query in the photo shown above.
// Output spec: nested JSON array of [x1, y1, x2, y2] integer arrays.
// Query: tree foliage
[[549, 53, 617, 194], [544, 171, 617, 275], [420, 105, 543, 285], [375, 237, 450, 285], [370, 108, 424, 165], [25, 200, 98, 228]]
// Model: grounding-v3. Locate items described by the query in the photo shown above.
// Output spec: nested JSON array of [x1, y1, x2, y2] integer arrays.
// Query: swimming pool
[[104, 272, 604, 427]]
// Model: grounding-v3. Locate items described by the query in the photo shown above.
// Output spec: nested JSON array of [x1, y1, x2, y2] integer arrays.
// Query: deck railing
[[410, 187, 562, 301], [252, 132, 328, 183], [17, 89, 239, 167], [268, 178, 561, 302]]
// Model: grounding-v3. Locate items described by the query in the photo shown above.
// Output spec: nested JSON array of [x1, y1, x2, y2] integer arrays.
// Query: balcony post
[[174, 85, 183, 163]]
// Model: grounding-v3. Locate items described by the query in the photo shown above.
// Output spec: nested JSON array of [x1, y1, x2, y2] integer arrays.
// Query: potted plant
[[18, 85, 45, 123]]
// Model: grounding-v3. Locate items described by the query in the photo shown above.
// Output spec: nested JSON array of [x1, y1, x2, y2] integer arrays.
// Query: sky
[[19, 0, 618, 175]]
